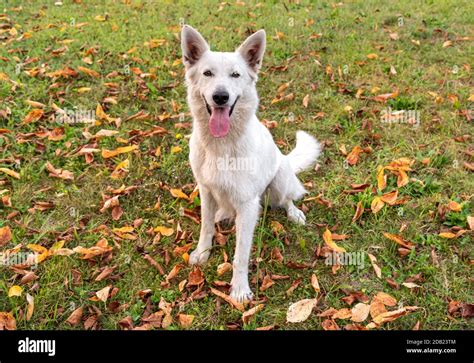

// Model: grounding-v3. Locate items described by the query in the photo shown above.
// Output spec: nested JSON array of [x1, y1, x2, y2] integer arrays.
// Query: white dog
[[181, 25, 321, 302]]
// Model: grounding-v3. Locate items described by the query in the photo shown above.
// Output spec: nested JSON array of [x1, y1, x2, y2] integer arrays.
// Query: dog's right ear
[[181, 25, 209, 68]]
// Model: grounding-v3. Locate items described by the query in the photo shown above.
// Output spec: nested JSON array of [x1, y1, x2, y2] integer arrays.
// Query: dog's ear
[[237, 30, 266, 73], [181, 25, 209, 68]]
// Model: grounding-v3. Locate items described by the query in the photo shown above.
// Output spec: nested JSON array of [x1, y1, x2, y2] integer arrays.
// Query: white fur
[[181, 25, 321, 302]]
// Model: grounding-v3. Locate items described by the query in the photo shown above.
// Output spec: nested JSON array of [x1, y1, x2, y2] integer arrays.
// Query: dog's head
[[181, 25, 266, 138]]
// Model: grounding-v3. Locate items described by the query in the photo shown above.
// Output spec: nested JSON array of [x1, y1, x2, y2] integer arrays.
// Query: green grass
[[0, 0, 473, 330]]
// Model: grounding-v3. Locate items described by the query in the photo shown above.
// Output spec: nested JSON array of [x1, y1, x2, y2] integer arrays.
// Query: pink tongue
[[209, 107, 230, 137]]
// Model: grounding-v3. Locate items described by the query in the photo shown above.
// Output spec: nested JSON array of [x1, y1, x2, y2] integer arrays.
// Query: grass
[[0, 0, 473, 330]]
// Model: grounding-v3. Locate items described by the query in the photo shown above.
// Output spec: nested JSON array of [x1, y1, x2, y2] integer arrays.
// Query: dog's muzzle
[[203, 95, 240, 116]]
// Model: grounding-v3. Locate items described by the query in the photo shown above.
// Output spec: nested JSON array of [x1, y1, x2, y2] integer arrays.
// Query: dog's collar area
[[202, 95, 240, 117]]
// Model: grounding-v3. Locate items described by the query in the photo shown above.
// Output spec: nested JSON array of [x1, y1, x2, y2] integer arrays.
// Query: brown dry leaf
[[374, 292, 397, 306], [187, 267, 204, 286], [368, 253, 382, 279], [311, 274, 320, 293], [66, 307, 83, 326], [95, 285, 111, 302], [178, 314, 194, 328], [78, 66, 100, 78], [0, 168, 20, 180], [23, 109, 44, 124], [321, 319, 340, 330], [286, 298, 317, 323], [0, 312, 17, 330], [45, 162, 74, 180], [0, 226, 12, 246], [95, 266, 116, 282], [332, 308, 352, 320], [322, 228, 346, 253], [346, 146, 364, 166], [352, 201, 364, 223], [242, 304, 265, 324], [351, 303, 370, 322], [467, 216, 474, 230], [402, 282, 421, 289], [383, 232, 415, 249], [217, 262, 232, 276], [369, 299, 387, 319], [210, 288, 245, 311], [372, 306, 418, 325], [302, 94, 309, 108], [26, 293, 34, 321], [165, 264, 182, 282], [73, 238, 112, 260], [260, 275, 275, 291]]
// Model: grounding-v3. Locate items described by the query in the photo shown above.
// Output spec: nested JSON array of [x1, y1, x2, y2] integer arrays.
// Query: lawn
[[0, 0, 472, 330]]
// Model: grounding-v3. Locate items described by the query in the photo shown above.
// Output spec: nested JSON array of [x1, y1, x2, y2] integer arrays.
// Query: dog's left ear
[[237, 30, 266, 73]]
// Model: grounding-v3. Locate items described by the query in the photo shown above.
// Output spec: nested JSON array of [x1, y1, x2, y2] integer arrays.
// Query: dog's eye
[[231, 72, 240, 78], [203, 70, 213, 77]]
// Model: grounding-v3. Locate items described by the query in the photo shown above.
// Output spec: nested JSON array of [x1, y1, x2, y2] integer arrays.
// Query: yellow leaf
[[170, 188, 189, 200], [0, 167, 20, 179], [102, 145, 138, 159], [8, 285, 23, 297], [154, 226, 174, 236], [371, 196, 385, 214], [367, 53, 378, 59], [438, 232, 456, 239], [322, 228, 346, 253], [171, 146, 182, 154], [377, 166, 387, 190]]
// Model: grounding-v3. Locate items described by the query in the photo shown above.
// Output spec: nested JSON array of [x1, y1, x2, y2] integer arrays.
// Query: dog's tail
[[287, 131, 321, 174]]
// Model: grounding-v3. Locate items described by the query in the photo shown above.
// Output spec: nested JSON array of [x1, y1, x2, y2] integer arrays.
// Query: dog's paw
[[230, 281, 254, 303], [287, 206, 306, 225], [189, 249, 210, 265]]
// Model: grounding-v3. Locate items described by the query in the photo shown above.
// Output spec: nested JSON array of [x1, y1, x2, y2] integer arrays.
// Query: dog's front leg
[[189, 186, 217, 265], [230, 197, 260, 302]]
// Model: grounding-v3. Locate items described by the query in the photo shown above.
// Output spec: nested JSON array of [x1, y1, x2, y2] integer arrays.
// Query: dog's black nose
[[212, 91, 229, 105]]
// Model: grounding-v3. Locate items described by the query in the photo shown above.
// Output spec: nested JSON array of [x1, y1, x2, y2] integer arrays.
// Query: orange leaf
[[352, 201, 364, 223], [383, 232, 415, 249], [322, 228, 346, 253]]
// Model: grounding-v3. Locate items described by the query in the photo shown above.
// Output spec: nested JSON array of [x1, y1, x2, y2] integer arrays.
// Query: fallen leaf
[[66, 307, 83, 325], [26, 293, 34, 321], [383, 232, 415, 249], [311, 274, 320, 293], [210, 288, 245, 311], [371, 196, 385, 214], [352, 201, 364, 223], [0, 312, 16, 330], [372, 306, 418, 325], [8, 285, 23, 297], [323, 228, 346, 253], [178, 314, 194, 328], [0, 168, 20, 180], [351, 303, 370, 322], [374, 292, 397, 306], [368, 253, 382, 278], [0, 226, 13, 246], [242, 304, 265, 324], [286, 298, 317, 323], [95, 285, 111, 302]]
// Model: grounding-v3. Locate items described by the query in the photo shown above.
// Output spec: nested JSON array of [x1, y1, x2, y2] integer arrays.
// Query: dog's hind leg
[[230, 197, 260, 302], [267, 157, 307, 225], [189, 186, 217, 265]]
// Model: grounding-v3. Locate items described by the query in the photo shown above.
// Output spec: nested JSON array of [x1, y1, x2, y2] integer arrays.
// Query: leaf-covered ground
[[0, 0, 473, 330]]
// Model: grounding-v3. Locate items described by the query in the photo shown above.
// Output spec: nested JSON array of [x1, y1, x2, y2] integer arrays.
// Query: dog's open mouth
[[203, 96, 239, 138]]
